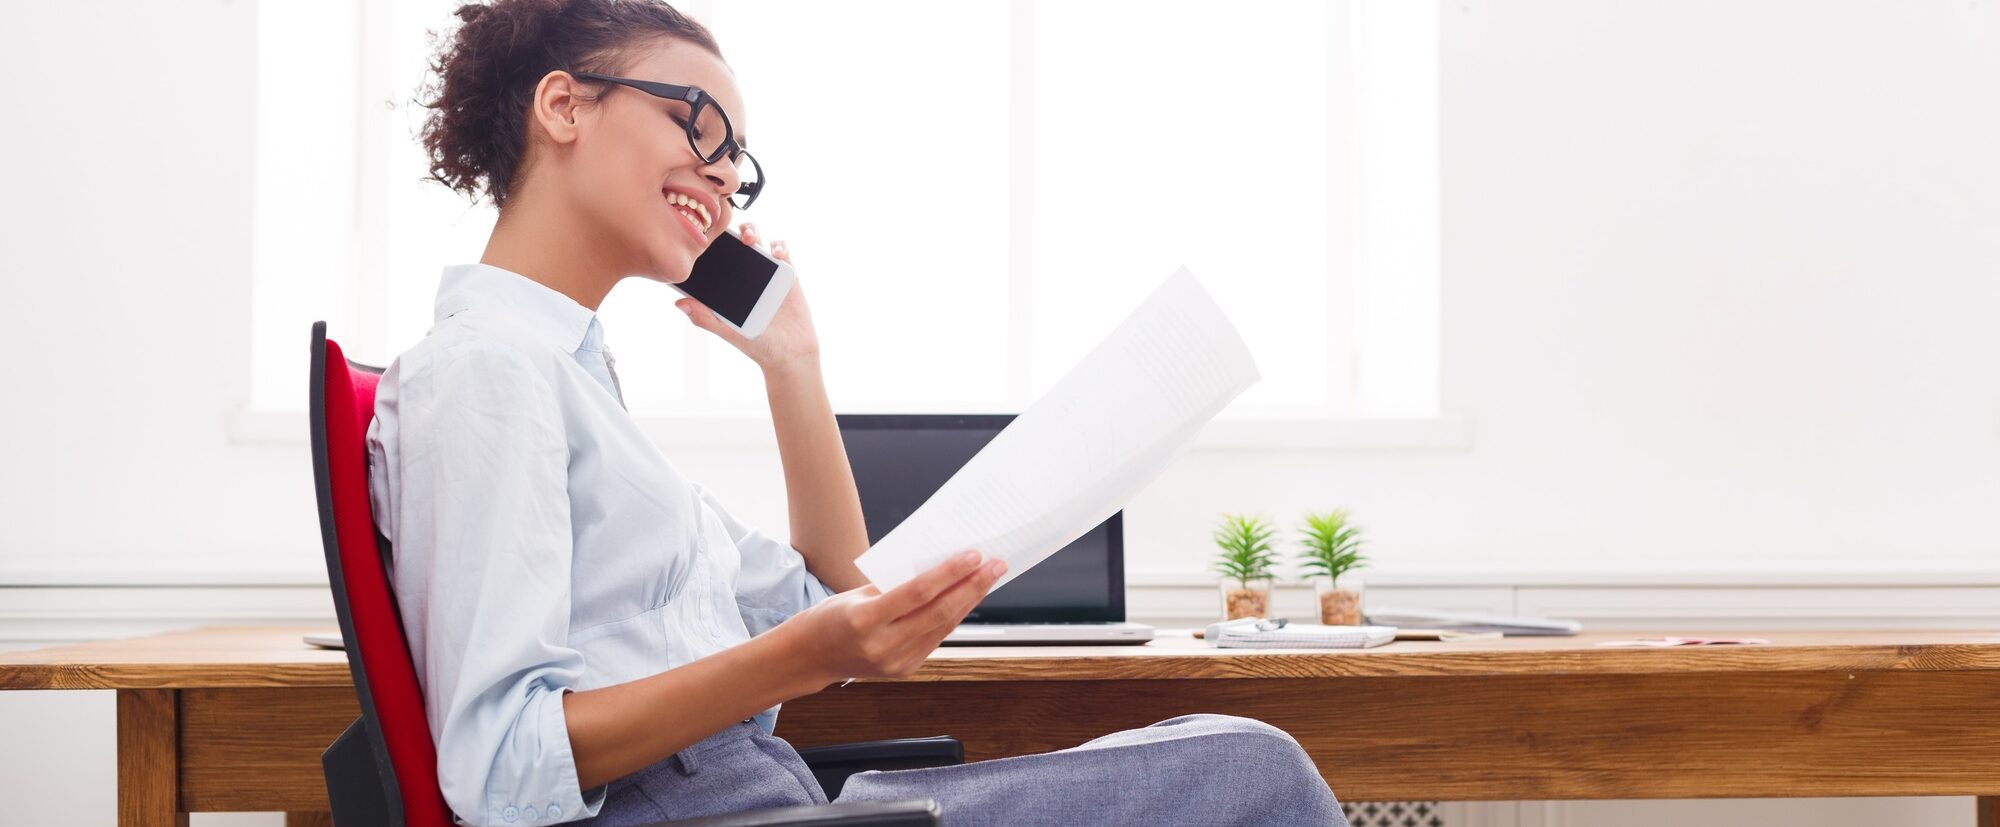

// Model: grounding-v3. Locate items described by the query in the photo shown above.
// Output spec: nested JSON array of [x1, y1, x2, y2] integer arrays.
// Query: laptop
[[838, 414, 1155, 646]]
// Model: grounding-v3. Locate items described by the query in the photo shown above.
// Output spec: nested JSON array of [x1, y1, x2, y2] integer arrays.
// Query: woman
[[367, 1, 1349, 824]]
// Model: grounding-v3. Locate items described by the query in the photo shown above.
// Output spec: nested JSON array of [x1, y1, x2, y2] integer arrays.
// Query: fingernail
[[986, 560, 1008, 577], [954, 550, 980, 568]]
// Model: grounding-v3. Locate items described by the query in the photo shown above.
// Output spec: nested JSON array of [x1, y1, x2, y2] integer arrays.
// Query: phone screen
[[680, 231, 778, 326]]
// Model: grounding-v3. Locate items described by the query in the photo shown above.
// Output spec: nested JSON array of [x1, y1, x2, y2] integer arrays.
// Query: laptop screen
[[837, 414, 1125, 624]]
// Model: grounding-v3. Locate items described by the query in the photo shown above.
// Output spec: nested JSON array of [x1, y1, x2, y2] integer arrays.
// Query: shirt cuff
[[481, 688, 604, 825]]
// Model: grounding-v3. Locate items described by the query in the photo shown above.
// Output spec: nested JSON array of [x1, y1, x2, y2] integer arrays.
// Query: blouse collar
[[432, 262, 601, 354]]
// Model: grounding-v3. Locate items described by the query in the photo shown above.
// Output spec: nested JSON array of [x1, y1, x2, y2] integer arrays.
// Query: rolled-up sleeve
[[371, 340, 606, 825], [694, 483, 835, 637]]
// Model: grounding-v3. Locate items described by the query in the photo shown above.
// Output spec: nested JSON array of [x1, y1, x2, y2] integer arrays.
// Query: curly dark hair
[[419, 0, 722, 207]]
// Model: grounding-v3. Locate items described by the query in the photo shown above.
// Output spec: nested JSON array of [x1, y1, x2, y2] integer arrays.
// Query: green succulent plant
[[1296, 509, 1368, 583], [1211, 513, 1279, 586]]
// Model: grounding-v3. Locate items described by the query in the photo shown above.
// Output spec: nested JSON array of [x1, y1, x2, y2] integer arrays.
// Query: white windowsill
[[13, 561, 2000, 590], [1126, 565, 2000, 589], [0, 560, 332, 588], [228, 407, 1474, 452]]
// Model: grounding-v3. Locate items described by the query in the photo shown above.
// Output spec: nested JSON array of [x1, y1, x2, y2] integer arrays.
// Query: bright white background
[[2, 1, 1998, 825], [247, 0, 1440, 419]]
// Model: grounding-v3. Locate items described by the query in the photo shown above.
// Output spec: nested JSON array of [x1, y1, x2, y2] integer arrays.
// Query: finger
[[869, 550, 984, 619], [770, 240, 790, 263], [876, 559, 1003, 676], [675, 297, 712, 328], [917, 565, 1006, 648], [739, 223, 758, 246], [876, 553, 986, 625], [896, 557, 1006, 637], [676, 297, 740, 342]]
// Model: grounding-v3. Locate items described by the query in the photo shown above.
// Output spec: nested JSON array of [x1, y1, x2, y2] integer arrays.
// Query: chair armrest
[[795, 736, 964, 800], [796, 736, 964, 768], [641, 799, 940, 826]]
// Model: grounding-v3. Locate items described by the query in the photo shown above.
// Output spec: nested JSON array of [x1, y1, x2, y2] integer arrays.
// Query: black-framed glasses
[[573, 71, 765, 210]]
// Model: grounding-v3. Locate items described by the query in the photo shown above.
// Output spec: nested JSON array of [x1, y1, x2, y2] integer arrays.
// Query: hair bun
[[419, 0, 720, 207]]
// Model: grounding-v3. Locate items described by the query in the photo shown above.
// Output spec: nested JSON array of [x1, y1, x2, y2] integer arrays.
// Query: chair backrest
[[310, 321, 454, 826]]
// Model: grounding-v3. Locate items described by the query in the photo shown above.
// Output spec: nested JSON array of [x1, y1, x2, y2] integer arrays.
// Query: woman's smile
[[663, 187, 715, 244]]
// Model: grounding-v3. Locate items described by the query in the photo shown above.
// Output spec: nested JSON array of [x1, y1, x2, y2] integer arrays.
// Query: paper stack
[[1363, 607, 1582, 636], [1204, 618, 1397, 650]]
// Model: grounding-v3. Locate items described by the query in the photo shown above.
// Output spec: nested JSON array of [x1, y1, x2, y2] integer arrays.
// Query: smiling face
[[556, 38, 747, 285]]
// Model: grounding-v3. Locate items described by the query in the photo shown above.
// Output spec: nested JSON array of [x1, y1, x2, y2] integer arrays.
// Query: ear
[[529, 70, 589, 147]]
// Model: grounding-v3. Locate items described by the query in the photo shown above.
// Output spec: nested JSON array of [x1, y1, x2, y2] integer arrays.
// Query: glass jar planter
[[1219, 577, 1274, 620], [1315, 575, 1365, 626]]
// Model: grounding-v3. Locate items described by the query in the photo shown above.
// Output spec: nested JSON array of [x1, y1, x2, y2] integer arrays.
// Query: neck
[[480, 189, 628, 311]]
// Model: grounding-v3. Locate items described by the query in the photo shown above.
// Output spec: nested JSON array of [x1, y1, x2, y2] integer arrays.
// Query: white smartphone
[[674, 227, 795, 339]]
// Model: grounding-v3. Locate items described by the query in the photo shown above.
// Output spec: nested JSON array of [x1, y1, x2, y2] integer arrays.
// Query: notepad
[[1205, 619, 1398, 649], [854, 267, 1261, 592]]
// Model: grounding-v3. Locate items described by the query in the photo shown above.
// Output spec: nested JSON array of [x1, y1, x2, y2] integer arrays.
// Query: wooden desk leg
[[1977, 796, 1996, 827], [117, 689, 188, 827]]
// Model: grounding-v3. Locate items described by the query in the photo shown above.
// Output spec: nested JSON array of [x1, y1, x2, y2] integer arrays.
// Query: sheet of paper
[[855, 267, 1260, 591]]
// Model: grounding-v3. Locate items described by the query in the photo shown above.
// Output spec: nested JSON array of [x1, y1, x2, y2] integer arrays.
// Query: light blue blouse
[[367, 263, 833, 826]]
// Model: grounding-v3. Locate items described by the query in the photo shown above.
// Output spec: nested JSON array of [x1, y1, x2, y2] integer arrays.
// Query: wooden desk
[[4, 627, 1998, 825]]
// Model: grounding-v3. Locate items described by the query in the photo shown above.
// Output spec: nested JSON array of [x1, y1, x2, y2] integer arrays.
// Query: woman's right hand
[[783, 550, 1008, 686]]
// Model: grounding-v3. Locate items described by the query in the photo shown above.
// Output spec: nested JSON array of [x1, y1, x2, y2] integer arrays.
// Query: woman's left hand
[[675, 223, 821, 373]]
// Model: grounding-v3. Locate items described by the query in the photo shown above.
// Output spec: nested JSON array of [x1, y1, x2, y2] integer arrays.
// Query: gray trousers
[[574, 714, 1348, 827]]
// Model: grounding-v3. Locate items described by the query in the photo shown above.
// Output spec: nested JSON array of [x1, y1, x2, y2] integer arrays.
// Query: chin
[[640, 265, 693, 286], [639, 242, 699, 285]]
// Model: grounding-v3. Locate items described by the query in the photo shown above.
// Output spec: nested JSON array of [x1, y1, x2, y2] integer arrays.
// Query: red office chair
[[310, 322, 952, 826]]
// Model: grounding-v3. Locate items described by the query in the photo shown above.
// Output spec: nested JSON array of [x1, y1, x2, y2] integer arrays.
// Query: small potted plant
[[1297, 509, 1369, 626], [1211, 513, 1279, 620]]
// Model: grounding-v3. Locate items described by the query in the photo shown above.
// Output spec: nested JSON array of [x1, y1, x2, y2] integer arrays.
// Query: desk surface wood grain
[[3, 625, 1998, 689], [3, 626, 1997, 812]]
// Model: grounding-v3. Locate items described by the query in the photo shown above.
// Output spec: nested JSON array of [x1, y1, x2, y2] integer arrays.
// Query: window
[[248, 0, 1438, 425]]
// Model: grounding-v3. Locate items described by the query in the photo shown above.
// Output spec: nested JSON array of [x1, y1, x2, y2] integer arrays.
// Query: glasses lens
[[689, 99, 730, 162], [730, 150, 763, 209]]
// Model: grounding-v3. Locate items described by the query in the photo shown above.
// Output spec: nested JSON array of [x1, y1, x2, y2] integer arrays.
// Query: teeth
[[667, 192, 712, 233]]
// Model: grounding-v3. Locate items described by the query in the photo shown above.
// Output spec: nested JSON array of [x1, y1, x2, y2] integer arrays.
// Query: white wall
[[1, 1, 1995, 825], [6, 0, 1997, 587], [1417, 0, 2000, 573], [0, 0, 300, 584]]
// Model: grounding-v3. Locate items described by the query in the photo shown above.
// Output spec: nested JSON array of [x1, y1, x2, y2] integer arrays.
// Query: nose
[[698, 154, 740, 204]]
